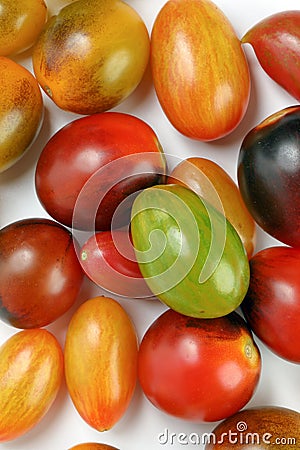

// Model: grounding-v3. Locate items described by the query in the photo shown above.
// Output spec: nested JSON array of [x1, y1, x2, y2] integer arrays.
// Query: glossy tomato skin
[[32, 0, 150, 114], [151, 0, 250, 141], [242, 11, 300, 101], [69, 445, 119, 450], [0, 218, 84, 329], [35, 112, 166, 231], [0, 329, 64, 442], [138, 309, 261, 423], [80, 230, 153, 298], [241, 246, 300, 363], [169, 157, 256, 258], [64, 296, 138, 432]]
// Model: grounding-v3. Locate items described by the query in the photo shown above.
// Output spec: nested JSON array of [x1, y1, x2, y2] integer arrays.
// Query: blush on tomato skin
[[68, 444, 119, 450], [241, 246, 300, 364], [138, 309, 261, 423]]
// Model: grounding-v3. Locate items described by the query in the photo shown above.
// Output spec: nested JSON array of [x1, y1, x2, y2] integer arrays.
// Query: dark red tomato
[[138, 309, 261, 423], [0, 218, 84, 328], [35, 112, 166, 231], [80, 230, 152, 298], [241, 246, 300, 363]]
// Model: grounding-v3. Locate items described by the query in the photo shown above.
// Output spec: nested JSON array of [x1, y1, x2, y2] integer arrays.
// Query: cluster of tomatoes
[[0, 0, 300, 449]]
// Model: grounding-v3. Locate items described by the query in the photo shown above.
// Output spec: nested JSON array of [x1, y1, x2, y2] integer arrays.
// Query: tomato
[[35, 112, 166, 231], [138, 309, 261, 423], [131, 184, 250, 318], [0, 329, 64, 442], [238, 106, 300, 247], [242, 11, 300, 101], [32, 0, 150, 114], [69, 445, 119, 450], [206, 406, 300, 449], [169, 157, 256, 258], [64, 296, 138, 432], [241, 246, 300, 364], [80, 230, 153, 298], [151, 0, 250, 141], [0, 56, 43, 173], [0, 218, 84, 329], [0, 0, 47, 56]]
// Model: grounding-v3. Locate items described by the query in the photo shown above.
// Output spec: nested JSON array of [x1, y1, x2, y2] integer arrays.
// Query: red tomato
[[35, 112, 166, 231], [80, 230, 153, 298], [0, 218, 84, 328], [138, 309, 261, 422], [241, 246, 300, 363]]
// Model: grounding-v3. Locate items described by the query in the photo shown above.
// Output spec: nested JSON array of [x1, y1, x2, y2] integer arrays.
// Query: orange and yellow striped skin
[[64, 296, 138, 432], [0, 329, 64, 442], [69, 444, 119, 450], [151, 0, 250, 141]]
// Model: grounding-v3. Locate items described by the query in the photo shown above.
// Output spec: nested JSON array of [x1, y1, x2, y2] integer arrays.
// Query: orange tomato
[[64, 296, 138, 431], [32, 0, 150, 115], [0, 329, 64, 442], [69, 444, 119, 450], [151, 0, 250, 141], [0, 0, 47, 56], [169, 157, 256, 258], [0, 56, 43, 172]]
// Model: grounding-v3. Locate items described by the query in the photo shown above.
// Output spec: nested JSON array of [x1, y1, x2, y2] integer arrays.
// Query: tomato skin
[[0, 329, 64, 442], [138, 309, 261, 422], [241, 246, 300, 364], [64, 296, 138, 432], [169, 157, 256, 258], [151, 0, 250, 141], [0, 218, 84, 329], [242, 11, 300, 101], [238, 106, 300, 247], [35, 112, 166, 231], [69, 445, 119, 450]]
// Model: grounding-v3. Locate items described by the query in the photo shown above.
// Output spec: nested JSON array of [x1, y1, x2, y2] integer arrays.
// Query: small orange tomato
[[64, 296, 138, 431], [0, 56, 43, 173], [169, 157, 256, 258], [69, 444, 119, 450], [0, 329, 64, 442], [151, 0, 250, 141]]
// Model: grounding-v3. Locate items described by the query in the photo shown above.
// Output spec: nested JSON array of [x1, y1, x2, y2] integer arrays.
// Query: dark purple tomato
[[238, 106, 300, 247], [0, 218, 84, 328], [241, 245, 300, 363]]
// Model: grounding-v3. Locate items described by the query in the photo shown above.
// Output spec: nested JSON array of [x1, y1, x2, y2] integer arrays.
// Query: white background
[[1, 0, 300, 449]]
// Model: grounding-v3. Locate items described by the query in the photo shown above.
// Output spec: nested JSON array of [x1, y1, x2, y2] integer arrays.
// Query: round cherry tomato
[[241, 246, 300, 363], [138, 309, 261, 422], [0, 218, 84, 329], [0, 0, 47, 56], [0, 56, 43, 173], [32, 0, 150, 114], [69, 444, 119, 450], [0, 329, 63, 442], [35, 112, 166, 231], [64, 296, 138, 432]]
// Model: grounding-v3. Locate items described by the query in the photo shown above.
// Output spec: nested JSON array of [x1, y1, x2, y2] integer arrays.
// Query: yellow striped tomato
[[69, 444, 119, 450]]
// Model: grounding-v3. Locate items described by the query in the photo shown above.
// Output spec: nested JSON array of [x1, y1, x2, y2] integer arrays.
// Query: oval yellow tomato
[[0, 0, 47, 56], [0, 56, 43, 173], [64, 296, 138, 431], [169, 157, 256, 258], [32, 0, 150, 115], [151, 0, 250, 141], [0, 329, 64, 442]]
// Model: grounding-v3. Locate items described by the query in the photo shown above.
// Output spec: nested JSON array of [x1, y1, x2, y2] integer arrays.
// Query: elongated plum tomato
[[69, 445, 119, 450], [0, 218, 84, 329], [35, 112, 166, 231], [0, 329, 64, 442], [168, 157, 256, 258], [241, 246, 300, 364], [0, 57, 43, 173], [151, 0, 250, 141], [0, 0, 47, 56], [138, 309, 261, 422], [64, 296, 138, 432], [32, 0, 150, 114], [242, 11, 300, 101], [238, 106, 300, 247]]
